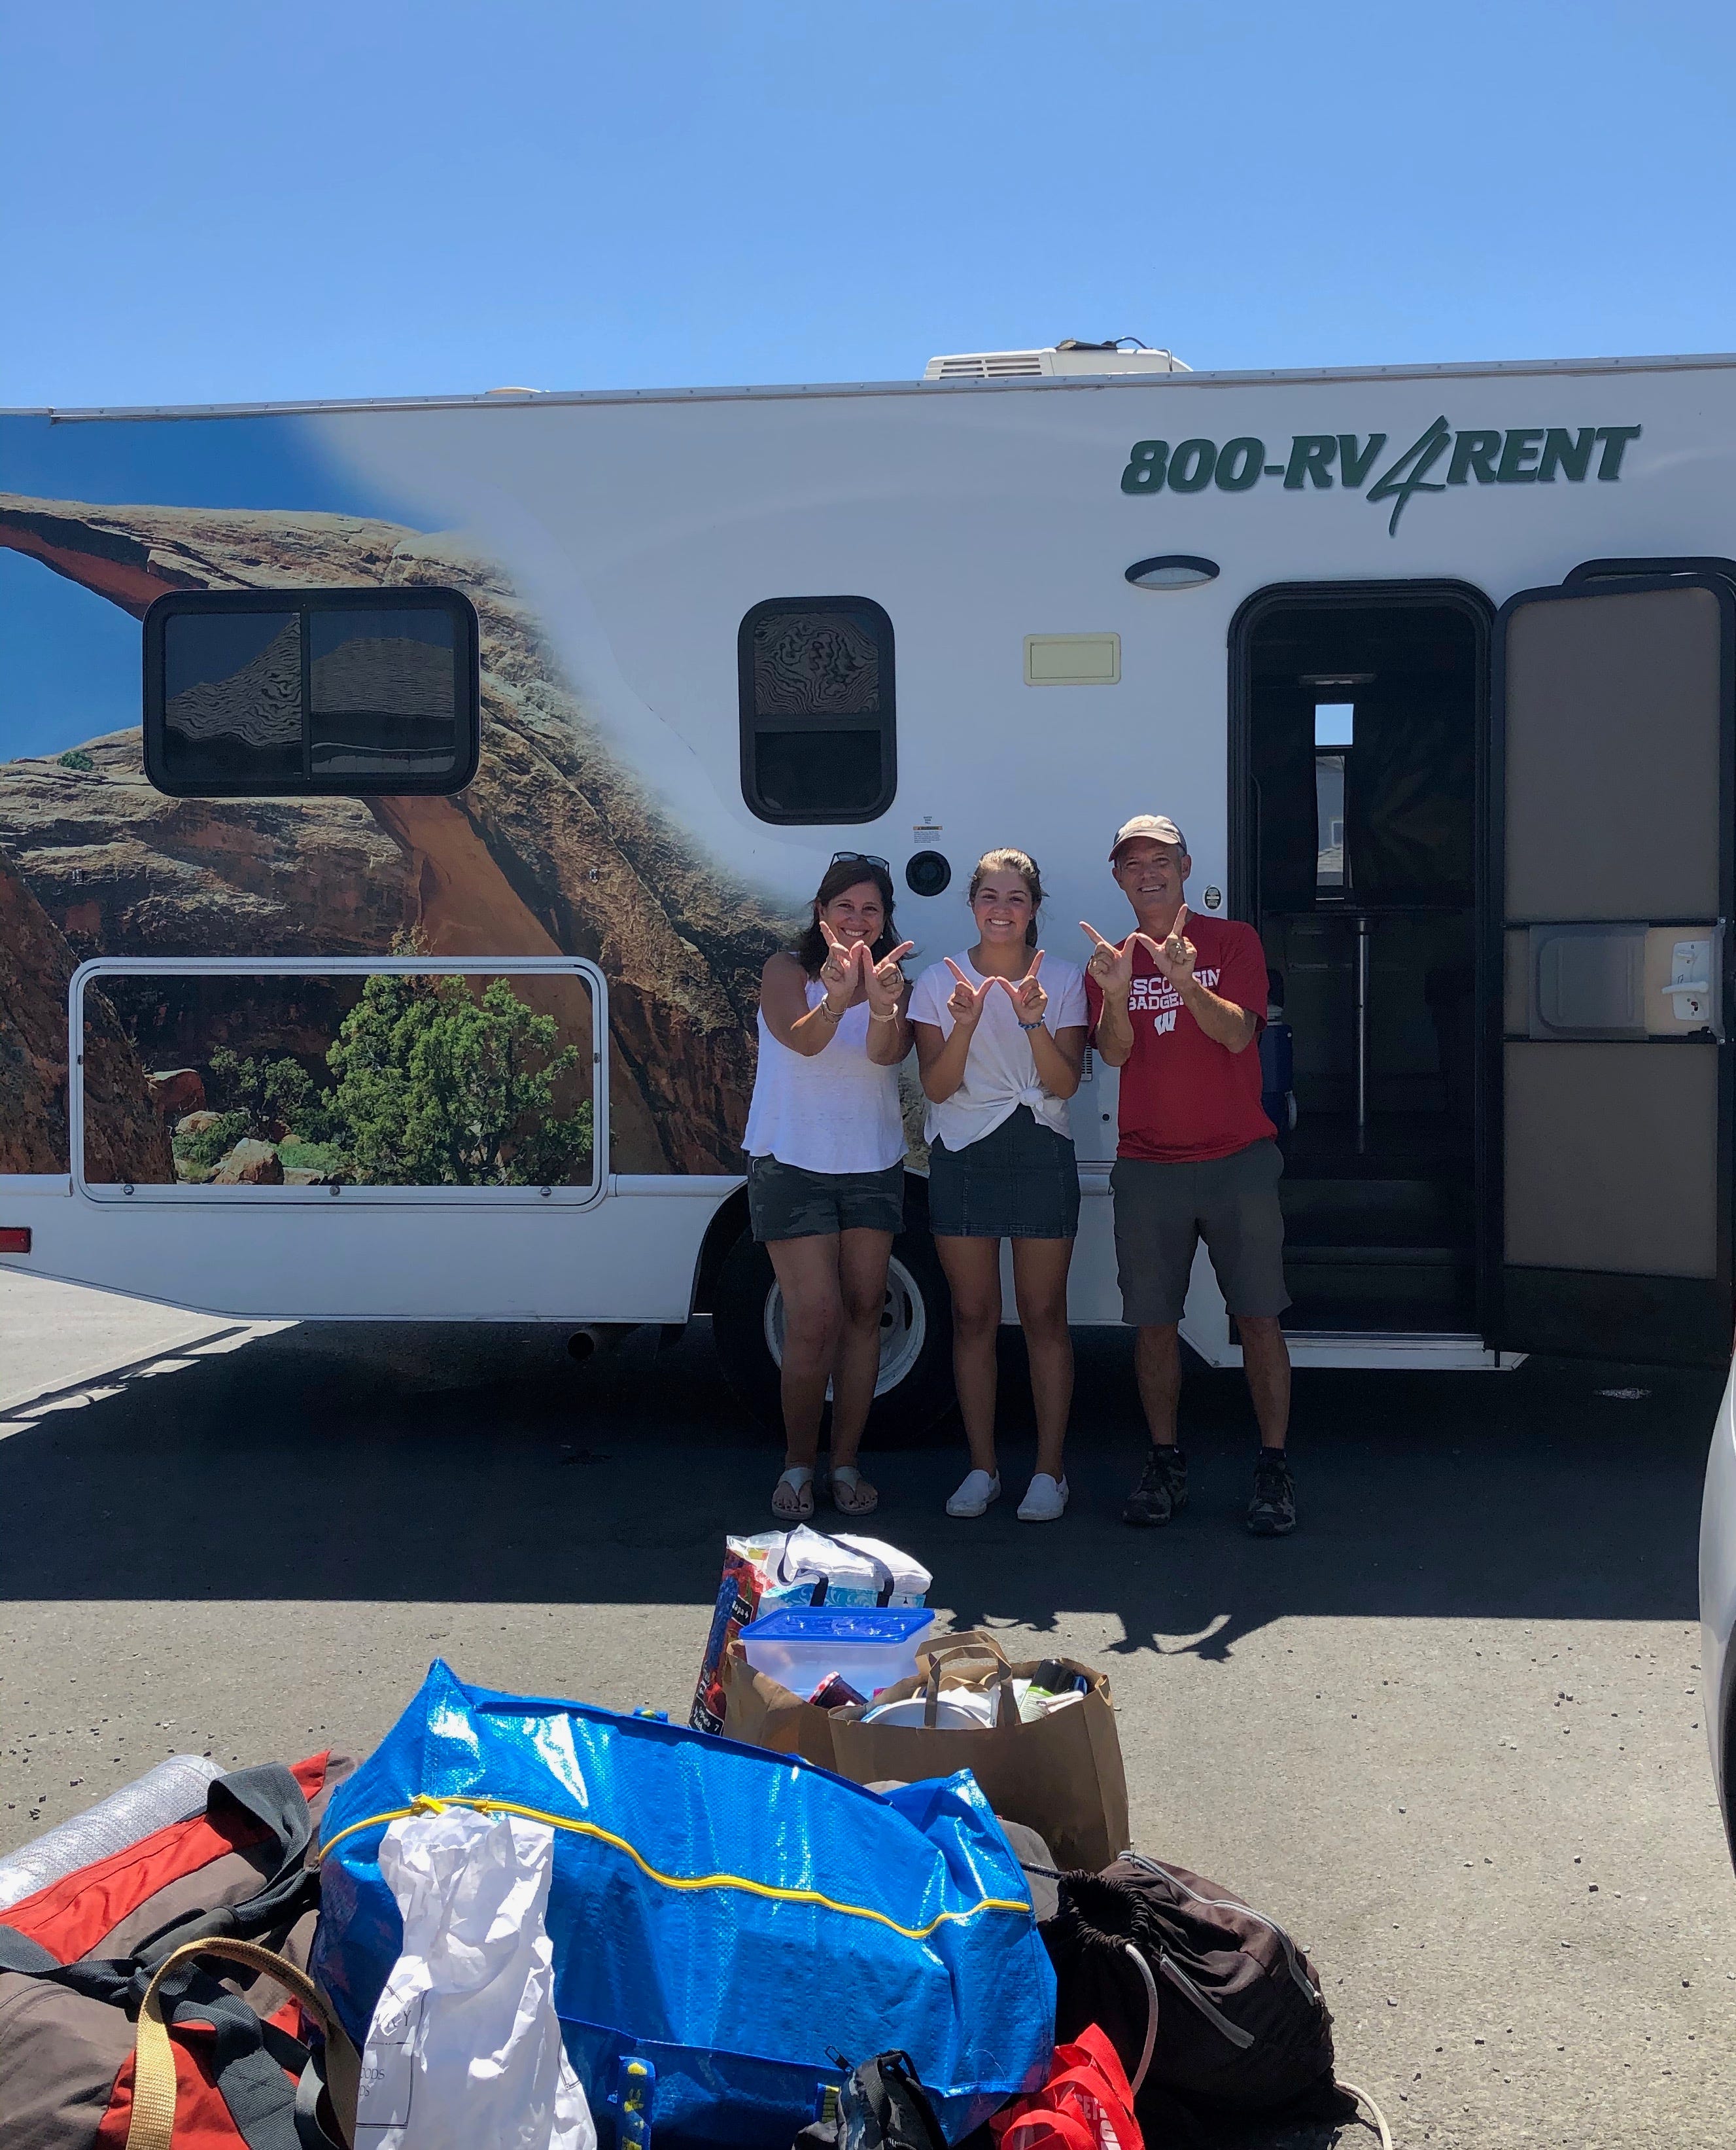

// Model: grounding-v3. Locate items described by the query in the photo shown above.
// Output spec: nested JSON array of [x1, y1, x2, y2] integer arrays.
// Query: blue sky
[[6, 1, 1736, 411]]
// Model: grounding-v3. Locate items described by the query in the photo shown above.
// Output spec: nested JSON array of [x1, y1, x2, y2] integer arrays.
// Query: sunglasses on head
[[830, 850, 890, 872]]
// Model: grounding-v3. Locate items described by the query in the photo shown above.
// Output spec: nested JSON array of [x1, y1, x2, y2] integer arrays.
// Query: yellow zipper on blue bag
[[317, 1793, 1032, 1941]]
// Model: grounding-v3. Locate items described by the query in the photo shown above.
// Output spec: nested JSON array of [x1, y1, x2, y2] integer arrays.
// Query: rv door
[[1493, 573, 1735, 1366]]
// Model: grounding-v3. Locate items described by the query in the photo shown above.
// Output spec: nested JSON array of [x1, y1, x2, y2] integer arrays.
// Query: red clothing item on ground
[[1085, 914, 1275, 1163]]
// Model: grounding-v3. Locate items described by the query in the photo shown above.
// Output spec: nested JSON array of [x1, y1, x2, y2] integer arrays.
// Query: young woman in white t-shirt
[[908, 849, 1088, 1523]]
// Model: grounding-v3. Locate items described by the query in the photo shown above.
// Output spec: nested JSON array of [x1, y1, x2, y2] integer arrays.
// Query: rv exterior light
[[1125, 555, 1219, 591], [1299, 672, 1375, 687]]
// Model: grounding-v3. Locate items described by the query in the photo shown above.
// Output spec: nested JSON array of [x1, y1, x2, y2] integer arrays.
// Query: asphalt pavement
[[0, 1269, 277, 1417], [1, 1290, 1732, 2149]]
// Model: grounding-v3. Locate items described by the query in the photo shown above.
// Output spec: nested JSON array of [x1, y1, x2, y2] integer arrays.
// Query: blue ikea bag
[[313, 1662, 1054, 2145]]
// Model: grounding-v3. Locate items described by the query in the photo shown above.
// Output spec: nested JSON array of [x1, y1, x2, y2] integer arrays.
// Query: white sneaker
[[1017, 1473, 1069, 1523], [946, 1468, 1001, 1517]]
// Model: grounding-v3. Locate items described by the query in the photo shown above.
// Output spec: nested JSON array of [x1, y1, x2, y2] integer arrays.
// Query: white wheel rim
[[764, 1254, 928, 1400]]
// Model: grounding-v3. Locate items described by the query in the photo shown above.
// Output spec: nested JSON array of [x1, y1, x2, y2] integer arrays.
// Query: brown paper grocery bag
[[718, 1643, 842, 1769], [839, 1630, 1130, 1871]]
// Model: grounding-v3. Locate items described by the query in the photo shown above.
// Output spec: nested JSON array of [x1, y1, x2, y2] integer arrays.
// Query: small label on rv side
[[1120, 421, 1641, 534]]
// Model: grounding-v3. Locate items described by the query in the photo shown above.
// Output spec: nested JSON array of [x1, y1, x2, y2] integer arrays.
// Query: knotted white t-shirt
[[908, 951, 1088, 1154]]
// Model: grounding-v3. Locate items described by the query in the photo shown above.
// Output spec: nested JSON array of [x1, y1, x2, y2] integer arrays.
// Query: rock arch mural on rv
[[0, 493, 794, 1178]]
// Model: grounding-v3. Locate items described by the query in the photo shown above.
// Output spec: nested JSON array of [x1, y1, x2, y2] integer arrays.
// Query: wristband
[[1018, 1017, 1045, 1031], [816, 998, 844, 1023], [869, 1008, 900, 1024]]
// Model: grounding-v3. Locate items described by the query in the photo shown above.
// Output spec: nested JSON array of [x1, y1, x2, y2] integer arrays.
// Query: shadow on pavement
[[0, 1318, 1716, 1660]]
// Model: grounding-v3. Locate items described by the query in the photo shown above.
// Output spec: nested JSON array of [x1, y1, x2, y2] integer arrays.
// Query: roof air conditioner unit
[[922, 341, 1189, 381]]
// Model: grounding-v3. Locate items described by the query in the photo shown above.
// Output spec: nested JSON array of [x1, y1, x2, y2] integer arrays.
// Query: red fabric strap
[[992, 2026, 1144, 2150]]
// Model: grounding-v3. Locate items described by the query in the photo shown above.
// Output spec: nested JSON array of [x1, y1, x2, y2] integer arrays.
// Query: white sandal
[[772, 1466, 815, 1521], [829, 1465, 879, 1517]]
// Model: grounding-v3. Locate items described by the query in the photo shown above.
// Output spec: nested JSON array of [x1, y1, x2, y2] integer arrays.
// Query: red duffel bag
[[0, 1749, 358, 2149]]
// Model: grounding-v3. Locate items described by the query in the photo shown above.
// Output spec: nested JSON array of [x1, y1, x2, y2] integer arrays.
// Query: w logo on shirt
[[1152, 1009, 1178, 1036]]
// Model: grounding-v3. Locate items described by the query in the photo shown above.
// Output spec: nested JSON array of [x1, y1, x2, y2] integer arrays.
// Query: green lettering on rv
[[1119, 419, 1641, 527], [1447, 430, 1502, 484], [1120, 440, 1169, 492], [1338, 434, 1386, 487], [1285, 436, 1337, 489], [1595, 425, 1642, 478], [1366, 416, 1453, 535], [1215, 438, 1264, 491], [1539, 427, 1595, 482], [1167, 439, 1217, 491], [1497, 429, 1545, 482]]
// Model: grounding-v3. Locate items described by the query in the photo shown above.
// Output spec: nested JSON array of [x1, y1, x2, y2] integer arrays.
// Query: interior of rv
[[1234, 586, 1487, 1337]]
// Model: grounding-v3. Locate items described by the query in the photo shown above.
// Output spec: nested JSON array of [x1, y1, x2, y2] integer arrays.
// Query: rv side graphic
[[5, 342, 1734, 1415]]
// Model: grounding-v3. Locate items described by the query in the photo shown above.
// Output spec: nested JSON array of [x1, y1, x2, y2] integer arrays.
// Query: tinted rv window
[[162, 610, 304, 787], [738, 597, 895, 824], [145, 589, 479, 796]]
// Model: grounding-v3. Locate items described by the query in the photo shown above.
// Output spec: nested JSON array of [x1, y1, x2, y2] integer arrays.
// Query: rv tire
[[711, 1217, 955, 1446]]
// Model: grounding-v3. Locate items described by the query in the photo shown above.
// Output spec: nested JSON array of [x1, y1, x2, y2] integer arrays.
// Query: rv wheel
[[711, 1216, 954, 1446]]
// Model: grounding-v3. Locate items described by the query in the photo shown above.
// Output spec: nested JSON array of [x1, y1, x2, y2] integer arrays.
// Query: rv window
[[738, 597, 896, 824], [145, 588, 479, 796]]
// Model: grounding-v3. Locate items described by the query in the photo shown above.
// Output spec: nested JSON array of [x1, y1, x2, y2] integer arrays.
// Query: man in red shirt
[[1083, 817, 1294, 1535]]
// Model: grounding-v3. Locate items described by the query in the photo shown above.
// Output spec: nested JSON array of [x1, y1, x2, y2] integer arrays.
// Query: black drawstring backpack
[[1038, 1851, 1361, 2145]]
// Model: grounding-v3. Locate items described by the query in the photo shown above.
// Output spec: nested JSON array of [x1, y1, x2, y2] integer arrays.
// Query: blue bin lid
[[739, 1606, 935, 1646]]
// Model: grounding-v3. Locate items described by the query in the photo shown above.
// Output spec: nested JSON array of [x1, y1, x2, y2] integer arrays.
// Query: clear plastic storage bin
[[739, 1606, 936, 1701]]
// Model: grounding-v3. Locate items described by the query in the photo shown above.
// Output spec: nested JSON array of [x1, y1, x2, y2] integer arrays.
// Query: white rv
[[1, 342, 1731, 1431]]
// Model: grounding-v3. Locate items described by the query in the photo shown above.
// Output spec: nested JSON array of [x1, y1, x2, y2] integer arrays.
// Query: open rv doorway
[[1229, 582, 1492, 1345]]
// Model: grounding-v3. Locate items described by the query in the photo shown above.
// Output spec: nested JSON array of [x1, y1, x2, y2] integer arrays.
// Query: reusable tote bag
[[312, 1661, 1054, 2148], [825, 1634, 1131, 1873]]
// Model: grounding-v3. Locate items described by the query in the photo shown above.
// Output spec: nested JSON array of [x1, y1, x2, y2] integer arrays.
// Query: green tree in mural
[[172, 978, 592, 1187], [326, 971, 593, 1187], [206, 1048, 336, 1142]]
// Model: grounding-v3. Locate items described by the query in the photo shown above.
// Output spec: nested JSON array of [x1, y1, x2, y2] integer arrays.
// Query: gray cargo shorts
[[1110, 1138, 1291, 1327]]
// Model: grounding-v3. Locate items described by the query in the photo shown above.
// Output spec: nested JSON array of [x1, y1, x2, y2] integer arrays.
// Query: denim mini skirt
[[927, 1104, 1081, 1241]]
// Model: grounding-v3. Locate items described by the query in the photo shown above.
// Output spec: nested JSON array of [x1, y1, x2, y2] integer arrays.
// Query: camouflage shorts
[[746, 1154, 905, 1242]]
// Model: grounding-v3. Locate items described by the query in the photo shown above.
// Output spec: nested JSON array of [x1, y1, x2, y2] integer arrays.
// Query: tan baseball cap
[[1109, 814, 1187, 860]]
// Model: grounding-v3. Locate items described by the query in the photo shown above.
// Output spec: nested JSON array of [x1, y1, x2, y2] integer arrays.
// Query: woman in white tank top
[[742, 856, 913, 1521]]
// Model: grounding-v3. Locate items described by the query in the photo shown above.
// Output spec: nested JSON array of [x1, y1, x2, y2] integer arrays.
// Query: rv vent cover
[[923, 345, 1189, 381], [927, 351, 1047, 379]]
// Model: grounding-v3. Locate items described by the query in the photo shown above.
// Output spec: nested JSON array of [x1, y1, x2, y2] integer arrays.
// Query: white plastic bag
[[761, 1525, 931, 1609], [354, 1807, 595, 2150], [830, 1534, 932, 1606], [762, 1524, 882, 1606]]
